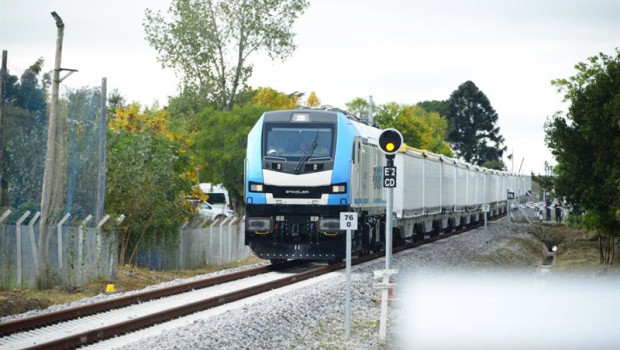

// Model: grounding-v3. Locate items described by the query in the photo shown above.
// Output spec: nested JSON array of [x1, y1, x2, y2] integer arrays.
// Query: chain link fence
[[0, 210, 118, 289], [1, 54, 113, 288]]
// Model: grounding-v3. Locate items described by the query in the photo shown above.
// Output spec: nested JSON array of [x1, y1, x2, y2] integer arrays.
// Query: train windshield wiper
[[294, 131, 319, 174]]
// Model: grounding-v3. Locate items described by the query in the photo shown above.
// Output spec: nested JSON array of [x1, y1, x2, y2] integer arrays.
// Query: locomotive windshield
[[263, 123, 334, 160]]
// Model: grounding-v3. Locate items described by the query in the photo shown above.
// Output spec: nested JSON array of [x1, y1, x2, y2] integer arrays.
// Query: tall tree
[[194, 104, 268, 211], [546, 49, 620, 265], [345, 97, 371, 121], [446, 81, 506, 166], [252, 87, 300, 110], [2, 59, 50, 207], [373, 102, 453, 157], [106, 103, 194, 265], [417, 100, 449, 120], [144, 0, 309, 111]]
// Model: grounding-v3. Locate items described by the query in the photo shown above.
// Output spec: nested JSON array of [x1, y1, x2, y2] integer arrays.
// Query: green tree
[[2, 58, 50, 207], [546, 49, 620, 265], [531, 161, 555, 199], [417, 100, 449, 120], [106, 105, 194, 266], [144, 0, 309, 111], [446, 81, 506, 166], [373, 102, 453, 156], [194, 104, 269, 211], [345, 97, 371, 122], [252, 87, 300, 110]]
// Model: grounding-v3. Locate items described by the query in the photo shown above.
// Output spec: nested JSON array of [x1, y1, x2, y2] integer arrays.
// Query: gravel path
[[111, 218, 546, 350]]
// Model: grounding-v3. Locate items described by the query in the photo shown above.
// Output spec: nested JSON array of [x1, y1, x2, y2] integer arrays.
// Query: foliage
[[345, 97, 371, 122], [6, 57, 50, 117], [106, 105, 194, 265], [109, 103, 175, 141], [248, 87, 320, 110], [546, 48, 620, 264], [531, 161, 555, 195], [143, 0, 310, 111], [306, 91, 320, 107], [373, 103, 453, 156], [446, 81, 507, 166], [252, 87, 300, 110], [565, 213, 584, 228], [194, 104, 269, 210], [417, 100, 449, 120], [480, 159, 505, 171], [2, 58, 50, 207]]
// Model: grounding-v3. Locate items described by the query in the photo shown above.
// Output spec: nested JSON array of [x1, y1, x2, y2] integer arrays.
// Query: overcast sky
[[1, 0, 619, 175]]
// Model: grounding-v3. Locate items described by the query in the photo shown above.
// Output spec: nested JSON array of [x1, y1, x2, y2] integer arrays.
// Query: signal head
[[378, 128, 403, 155]]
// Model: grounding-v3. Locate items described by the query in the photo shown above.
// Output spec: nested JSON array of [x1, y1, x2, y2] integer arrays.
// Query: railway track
[[0, 214, 501, 350]]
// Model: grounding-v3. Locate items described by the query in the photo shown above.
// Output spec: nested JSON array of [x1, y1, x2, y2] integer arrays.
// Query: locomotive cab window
[[263, 123, 334, 160]]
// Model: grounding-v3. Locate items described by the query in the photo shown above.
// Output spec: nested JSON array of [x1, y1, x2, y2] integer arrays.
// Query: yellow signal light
[[378, 129, 403, 155]]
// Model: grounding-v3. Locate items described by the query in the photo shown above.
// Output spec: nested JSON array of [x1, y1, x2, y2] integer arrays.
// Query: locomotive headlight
[[291, 113, 310, 122], [331, 183, 347, 193], [249, 183, 264, 192]]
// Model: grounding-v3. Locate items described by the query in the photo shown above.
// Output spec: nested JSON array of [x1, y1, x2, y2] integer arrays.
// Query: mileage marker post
[[340, 211, 357, 338]]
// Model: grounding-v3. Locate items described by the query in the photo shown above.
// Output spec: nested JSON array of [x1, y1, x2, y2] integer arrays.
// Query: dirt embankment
[[526, 224, 619, 276]]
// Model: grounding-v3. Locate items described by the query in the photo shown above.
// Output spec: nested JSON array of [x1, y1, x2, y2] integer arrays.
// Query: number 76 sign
[[340, 212, 358, 230]]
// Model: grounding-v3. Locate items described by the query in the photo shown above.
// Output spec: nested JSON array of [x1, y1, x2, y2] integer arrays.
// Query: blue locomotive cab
[[245, 109, 357, 262]]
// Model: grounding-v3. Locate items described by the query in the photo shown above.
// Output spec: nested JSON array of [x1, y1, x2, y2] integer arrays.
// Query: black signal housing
[[378, 128, 403, 155]]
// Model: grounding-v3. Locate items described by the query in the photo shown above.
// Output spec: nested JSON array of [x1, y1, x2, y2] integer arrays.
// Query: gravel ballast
[[0, 218, 547, 349], [110, 218, 546, 350]]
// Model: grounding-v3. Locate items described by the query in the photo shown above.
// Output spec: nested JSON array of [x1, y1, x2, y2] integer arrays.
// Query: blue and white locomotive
[[244, 108, 531, 264]]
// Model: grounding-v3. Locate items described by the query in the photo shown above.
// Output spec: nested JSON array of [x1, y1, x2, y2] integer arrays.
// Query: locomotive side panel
[[350, 137, 385, 215]]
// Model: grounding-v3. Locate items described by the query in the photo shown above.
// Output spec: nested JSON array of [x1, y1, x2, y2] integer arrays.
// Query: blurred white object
[[397, 273, 620, 350]]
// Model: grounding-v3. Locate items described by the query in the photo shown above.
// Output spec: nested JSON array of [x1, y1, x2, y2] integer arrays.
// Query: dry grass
[[0, 255, 263, 318], [528, 224, 620, 276]]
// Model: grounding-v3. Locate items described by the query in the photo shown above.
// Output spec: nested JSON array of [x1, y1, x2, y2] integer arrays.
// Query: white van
[[199, 183, 233, 219]]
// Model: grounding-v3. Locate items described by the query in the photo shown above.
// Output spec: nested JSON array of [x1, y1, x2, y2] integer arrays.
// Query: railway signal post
[[378, 128, 403, 270]]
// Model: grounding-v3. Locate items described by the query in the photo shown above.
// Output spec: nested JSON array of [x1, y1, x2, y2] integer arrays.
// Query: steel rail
[[5, 212, 507, 349], [0, 261, 305, 336]]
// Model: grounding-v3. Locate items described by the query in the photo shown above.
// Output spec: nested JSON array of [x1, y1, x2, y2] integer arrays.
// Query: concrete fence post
[[0, 210, 11, 224], [79, 215, 92, 284], [219, 218, 230, 264], [57, 213, 71, 271], [228, 217, 238, 261], [179, 222, 188, 269], [15, 211, 31, 288], [96, 214, 110, 274], [210, 218, 219, 265], [27, 211, 41, 272]]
